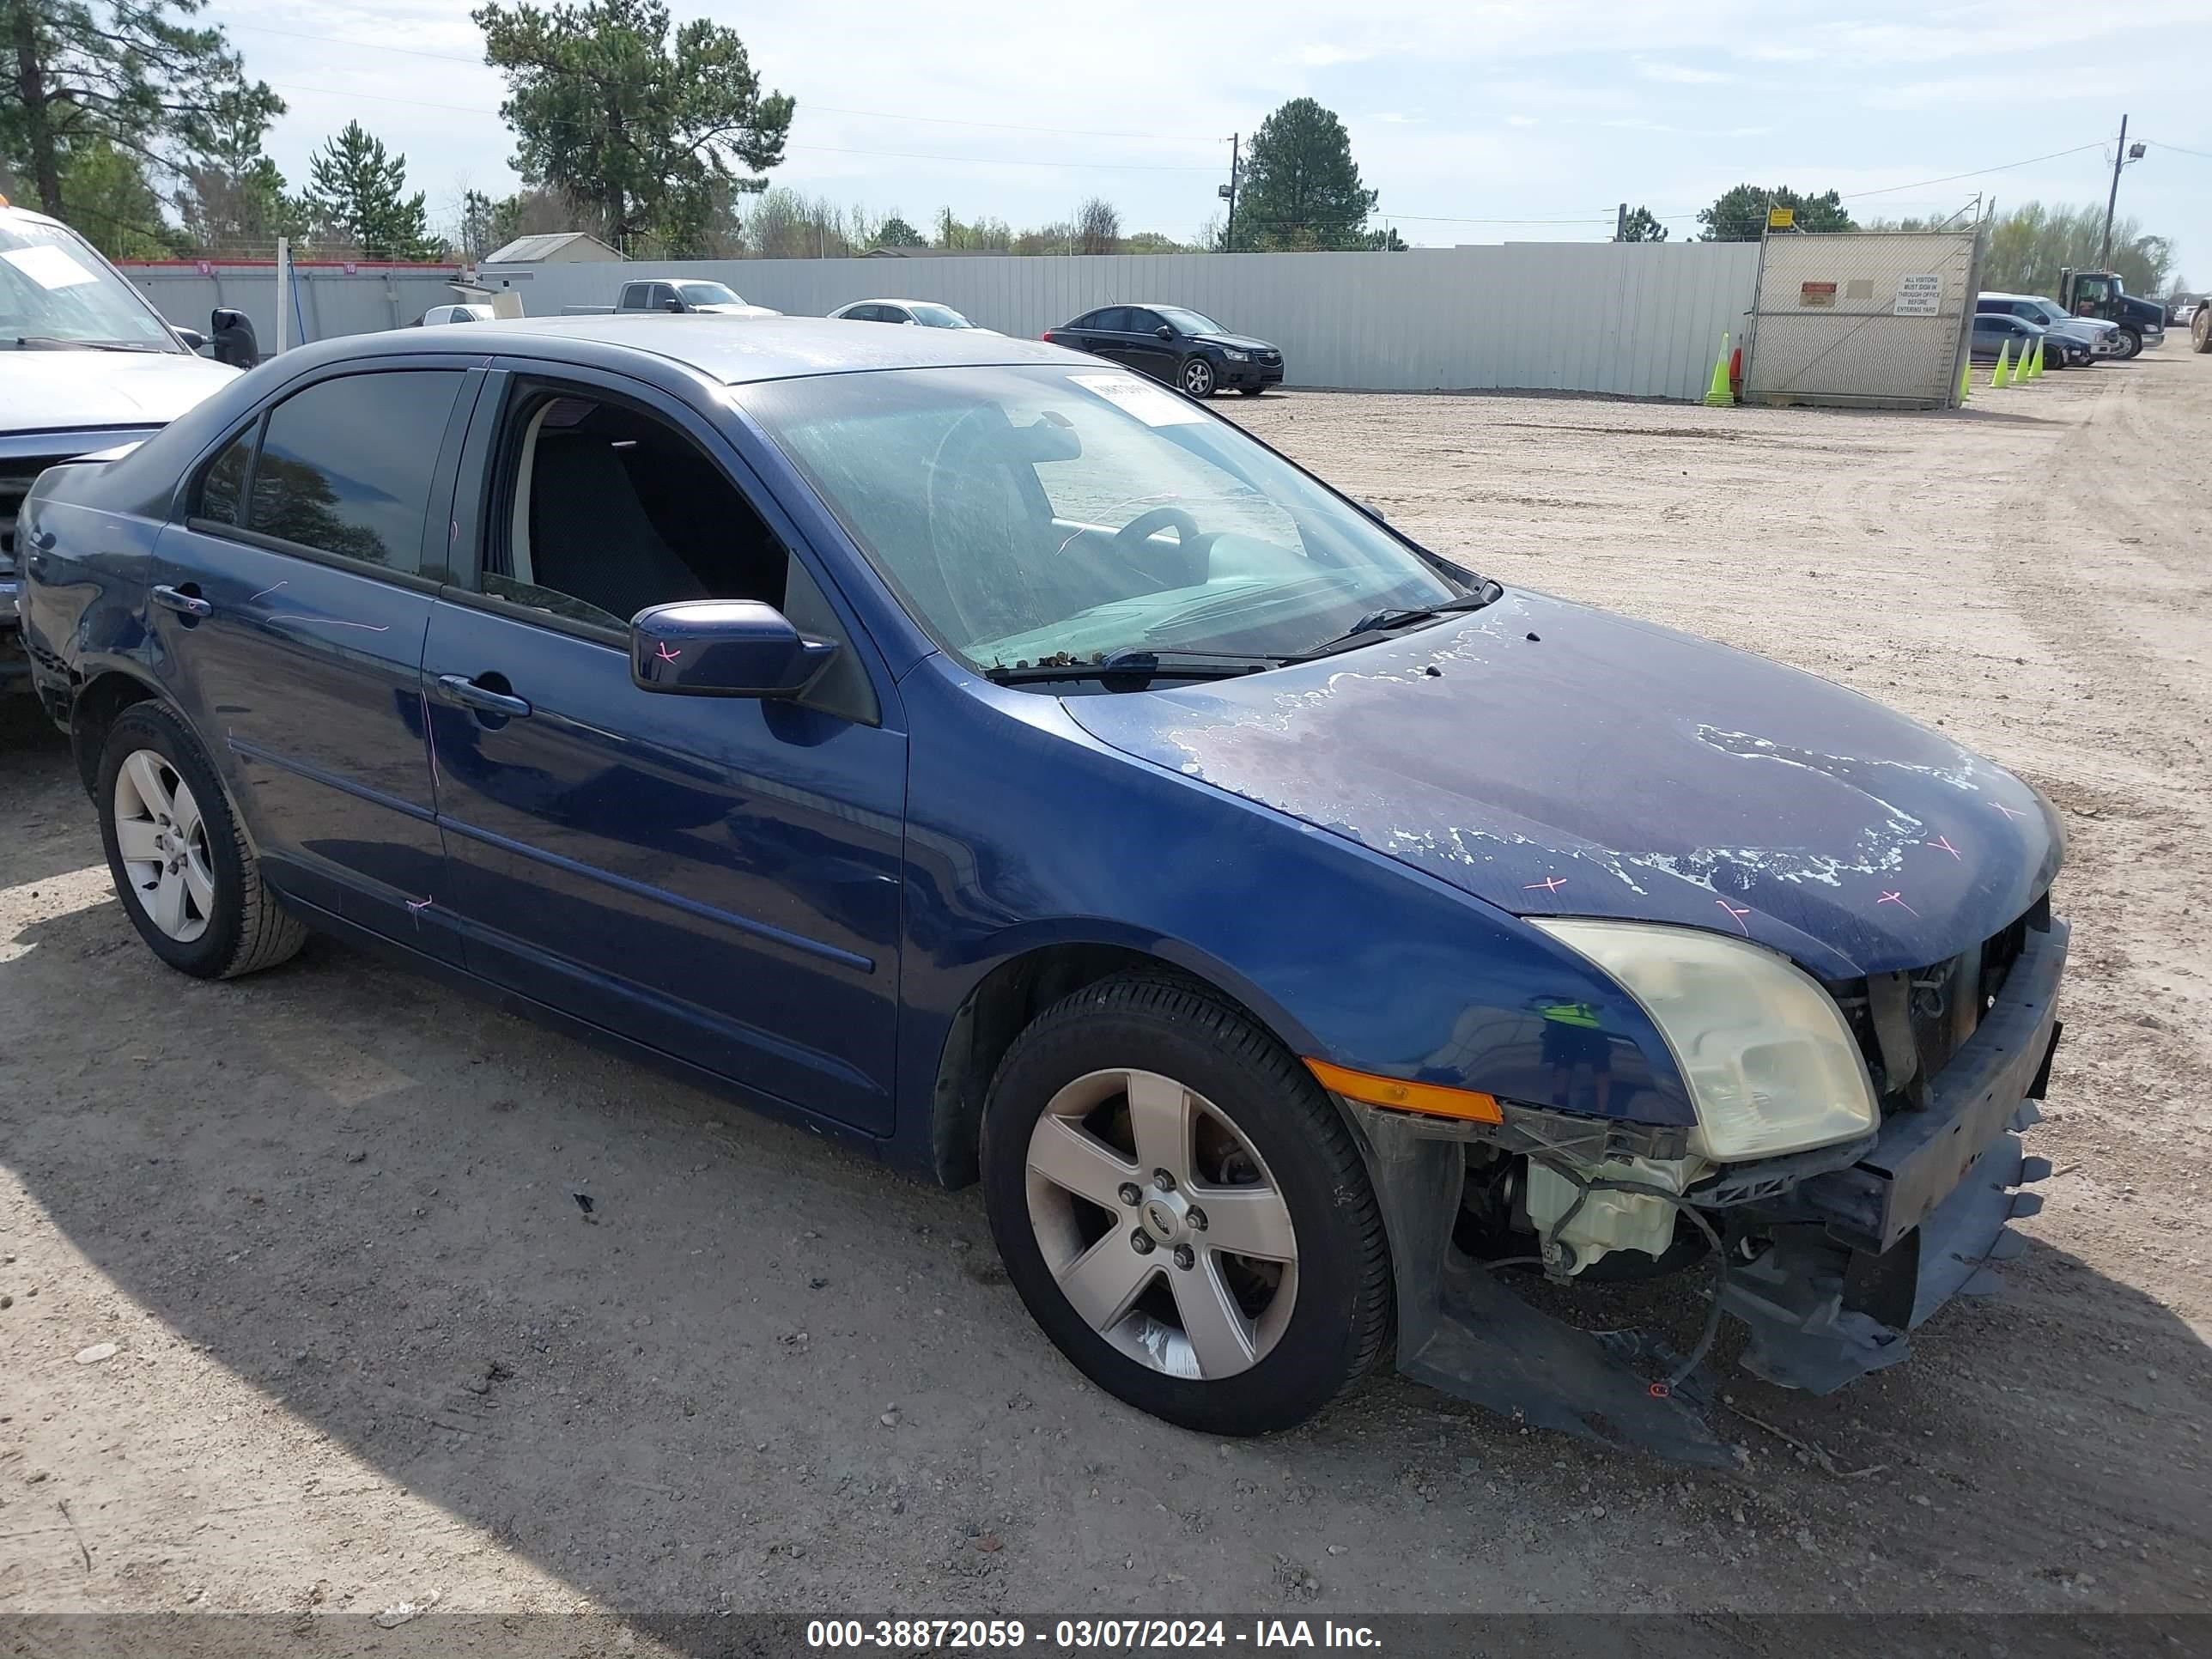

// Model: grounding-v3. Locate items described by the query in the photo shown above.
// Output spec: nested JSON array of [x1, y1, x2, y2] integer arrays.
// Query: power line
[[257, 80, 1225, 171], [222, 21, 1221, 145], [2138, 137, 2212, 159]]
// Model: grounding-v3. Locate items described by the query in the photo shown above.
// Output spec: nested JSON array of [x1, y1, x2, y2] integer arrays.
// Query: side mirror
[[664, 297, 684, 313], [173, 326, 209, 353], [631, 600, 838, 697], [1354, 499, 1388, 525], [1154, 325, 1174, 339], [210, 307, 258, 368]]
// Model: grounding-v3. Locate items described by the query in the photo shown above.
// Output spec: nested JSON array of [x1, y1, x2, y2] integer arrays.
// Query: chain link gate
[[1742, 231, 1980, 410]]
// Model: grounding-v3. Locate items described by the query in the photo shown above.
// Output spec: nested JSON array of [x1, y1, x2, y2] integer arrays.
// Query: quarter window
[[249, 370, 465, 573], [196, 427, 254, 526]]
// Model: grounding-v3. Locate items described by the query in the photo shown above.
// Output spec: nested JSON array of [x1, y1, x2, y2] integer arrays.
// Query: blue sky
[[207, 0, 2210, 283]]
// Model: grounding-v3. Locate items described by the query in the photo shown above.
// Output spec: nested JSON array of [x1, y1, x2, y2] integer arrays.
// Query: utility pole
[[2100, 113, 2129, 270], [1615, 202, 1627, 242], [1218, 134, 1241, 252]]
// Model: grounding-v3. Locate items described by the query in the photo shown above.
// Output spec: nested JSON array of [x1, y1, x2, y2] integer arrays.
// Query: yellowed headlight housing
[[1528, 918, 1879, 1161]]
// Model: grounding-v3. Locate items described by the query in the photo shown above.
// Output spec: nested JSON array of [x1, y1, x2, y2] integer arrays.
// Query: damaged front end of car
[[1335, 906, 2067, 1468]]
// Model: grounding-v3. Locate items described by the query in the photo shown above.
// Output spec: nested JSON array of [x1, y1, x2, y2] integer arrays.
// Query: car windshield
[[1, 216, 182, 351], [744, 364, 1480, 675], [1153, 307, 1226, 337], [678, 282, 744, 307], [909, 302, 977, 329]]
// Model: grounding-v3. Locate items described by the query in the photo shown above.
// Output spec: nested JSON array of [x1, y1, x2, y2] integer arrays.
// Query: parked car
[[563, 279, 781, 319], [19, 317, 2067, 1464], [1042, 304, 1283, 398], [412, 303, 494, 326], [2166, 295, 2202, 329], [2, 198, 247, 694], [828, 298, 992, 331], [1975, 293, 2106, 364], [1970, 312, 2053, 367]]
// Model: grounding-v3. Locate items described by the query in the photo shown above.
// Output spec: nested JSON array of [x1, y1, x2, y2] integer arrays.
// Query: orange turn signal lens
[[1304, 1059, 1503, 1124]]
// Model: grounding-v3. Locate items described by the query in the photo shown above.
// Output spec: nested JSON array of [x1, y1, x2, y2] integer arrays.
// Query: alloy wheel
[[112, 749, 216, 943], [1024, 1067, 1298, 1380], [1183, 359, 1215, 398]]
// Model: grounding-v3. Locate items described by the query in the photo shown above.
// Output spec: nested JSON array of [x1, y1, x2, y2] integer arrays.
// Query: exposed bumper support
[[1342, 916, 2066, 1465]]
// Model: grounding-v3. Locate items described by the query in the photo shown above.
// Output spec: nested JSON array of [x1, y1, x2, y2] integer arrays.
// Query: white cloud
[[1295, 44, 1378, 67], [1638, 62, 1735, 85]]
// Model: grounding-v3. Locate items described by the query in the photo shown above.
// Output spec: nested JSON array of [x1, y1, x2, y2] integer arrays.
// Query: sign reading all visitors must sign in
[[1894, 274, 1942, 316]]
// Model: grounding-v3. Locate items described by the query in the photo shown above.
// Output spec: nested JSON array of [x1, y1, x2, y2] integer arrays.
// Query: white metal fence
[[1741, 231, 1980, 410], [119, 261, 471, 356], [477, 244, 1765, 403], [118, 244, 1772, 404]]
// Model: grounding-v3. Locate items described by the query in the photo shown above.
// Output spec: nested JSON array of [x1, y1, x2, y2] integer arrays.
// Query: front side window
[[744, 364, 1477, 675], [249, 371, 465, 571], [1, 216, 184, 353]]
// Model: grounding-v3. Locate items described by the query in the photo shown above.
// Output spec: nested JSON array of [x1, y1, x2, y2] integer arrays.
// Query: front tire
[[96, 702, 307, 979], [981, 975, 1393, 1436], [1181, 357, 1218, 398], [2114, 327, 2142, 360]]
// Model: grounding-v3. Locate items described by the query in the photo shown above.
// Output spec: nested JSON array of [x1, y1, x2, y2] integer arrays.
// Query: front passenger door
[[1121, 309, 1177, 384], [421, 367, 908, 1134]]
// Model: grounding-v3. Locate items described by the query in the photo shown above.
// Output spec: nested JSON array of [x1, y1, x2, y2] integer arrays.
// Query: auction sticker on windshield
[[3, 244, 100, 290], [1069, 373, 1207, 426]]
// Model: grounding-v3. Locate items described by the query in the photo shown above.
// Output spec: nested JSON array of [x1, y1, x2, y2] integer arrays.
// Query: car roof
[[318, 313, 1073, 384]]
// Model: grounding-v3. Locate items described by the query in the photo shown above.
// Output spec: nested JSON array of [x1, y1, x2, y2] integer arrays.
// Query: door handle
[[438, 672, 532, 718], [151, 584, 212, 618]]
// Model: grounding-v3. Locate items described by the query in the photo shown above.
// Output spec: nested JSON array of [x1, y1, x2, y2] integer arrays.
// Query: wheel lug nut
[[1173, 1244, 1194, 1271], [1153, 1170, 1176, 1193], [1118, 1182, 1141, 1207], [1130, 1231, 1155, 1255], [1187, 1207, 1207, 1232]]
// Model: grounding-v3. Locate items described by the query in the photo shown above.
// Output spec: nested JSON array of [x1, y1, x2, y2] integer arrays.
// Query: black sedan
[[1042, 304, 1283, 398]]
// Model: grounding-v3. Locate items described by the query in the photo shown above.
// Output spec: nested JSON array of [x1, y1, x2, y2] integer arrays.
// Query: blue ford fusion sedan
[[19, 319, 2066, 1462]]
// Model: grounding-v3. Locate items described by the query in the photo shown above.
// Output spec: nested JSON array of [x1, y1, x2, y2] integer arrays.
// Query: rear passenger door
[[149, 361, 480, 957], [419, 364, 908, 1133], [1078, 307, 1132, 364]]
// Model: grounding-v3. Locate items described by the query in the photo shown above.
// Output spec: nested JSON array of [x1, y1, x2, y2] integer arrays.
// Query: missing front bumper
[[1346, 917, 2067, 1465]]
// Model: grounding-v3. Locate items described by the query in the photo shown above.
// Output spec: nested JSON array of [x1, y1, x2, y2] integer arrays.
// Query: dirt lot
[[3, 352, 2209, 1638]]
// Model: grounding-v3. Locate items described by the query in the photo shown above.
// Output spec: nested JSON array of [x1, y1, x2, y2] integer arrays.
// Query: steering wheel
[[1113, 505, 1207, 589]]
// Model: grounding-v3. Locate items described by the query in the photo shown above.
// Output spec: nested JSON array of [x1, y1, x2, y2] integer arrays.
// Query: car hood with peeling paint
[[1062, 587, 2063, 980]]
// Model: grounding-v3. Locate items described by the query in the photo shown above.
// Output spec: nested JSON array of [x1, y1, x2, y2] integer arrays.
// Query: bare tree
[[1075, 196, 1120, 254]]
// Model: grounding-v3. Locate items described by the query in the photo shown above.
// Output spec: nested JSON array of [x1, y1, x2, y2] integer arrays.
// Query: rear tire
[[2193, 310, 2211, 353], [981, 974, 1393, 1436], [96, 702, 307, 980]]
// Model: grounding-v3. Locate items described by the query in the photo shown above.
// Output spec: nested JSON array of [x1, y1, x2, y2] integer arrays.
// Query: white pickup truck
[[3, 201, 251, 693], [561, 277, 781, 319]]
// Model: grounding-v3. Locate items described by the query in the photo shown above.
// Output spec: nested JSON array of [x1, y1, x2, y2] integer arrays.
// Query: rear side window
[[197, 427, 254, 526], [250, 371, 465, 572]]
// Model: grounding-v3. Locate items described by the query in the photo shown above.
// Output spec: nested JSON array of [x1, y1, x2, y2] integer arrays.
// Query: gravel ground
[[3, 351, 2207, 1640]]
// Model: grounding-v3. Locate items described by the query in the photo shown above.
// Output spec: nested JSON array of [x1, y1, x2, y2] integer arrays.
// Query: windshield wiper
[[9, 335, 169, 352], [984, 647, 1277, 686], [1285, 583, 1504, 662]]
